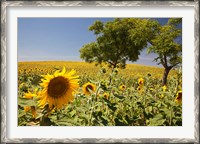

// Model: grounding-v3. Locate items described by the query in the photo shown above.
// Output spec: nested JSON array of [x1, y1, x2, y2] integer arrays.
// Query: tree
[[80, 18, 157, 70], [148, 18, 182, 85]]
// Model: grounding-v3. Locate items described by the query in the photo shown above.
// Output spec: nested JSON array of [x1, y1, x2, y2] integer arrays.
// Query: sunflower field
[[18, 61, 182, 126]]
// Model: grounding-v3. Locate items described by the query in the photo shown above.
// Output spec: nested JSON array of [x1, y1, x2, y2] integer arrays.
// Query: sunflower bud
[[100, 80, 108, 90], [101, 67, 106, 73], [113, 68, 118, 75], [147, 72, 151, 77]]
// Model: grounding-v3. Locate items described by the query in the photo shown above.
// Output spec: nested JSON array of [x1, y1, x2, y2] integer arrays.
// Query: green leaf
[[103, 97, 111, 104], [114, 118, 128, 126], [48, 115, 57, 121], [76, 107, 87, 113], [55, 117, 81, 126], [80, 114, 89, 121], [18, 110, 26, 118], [69, 110, 76, 117], [149, 114, 166, 126], [160, 108, 173, 118], [18, 97, 36, 107], [148, 106, 153, 112], [107, 103, 117, 112], [88, 79, 97, 84], [113, 94, 125, 99], [55, 121, 73, 126], [100, 116, 108, 126], [104, 100, 117, 112], [137, 101, 144, 109], [122, 117, 128, 124], [95, 102, 103, 107]]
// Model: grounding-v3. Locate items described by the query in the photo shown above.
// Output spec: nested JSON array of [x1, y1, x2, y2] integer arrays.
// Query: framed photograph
[[1, 0, 199, 143]]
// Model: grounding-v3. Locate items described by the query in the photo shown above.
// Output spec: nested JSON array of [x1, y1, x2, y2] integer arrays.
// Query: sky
[[18, 18, 172, 67]]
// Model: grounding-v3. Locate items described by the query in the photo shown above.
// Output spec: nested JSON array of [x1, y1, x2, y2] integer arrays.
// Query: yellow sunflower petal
[[59, 67, 66, 76], [54, 70, 61, 77], [37, 68, 79, 109], [38, 96, 47, 108]]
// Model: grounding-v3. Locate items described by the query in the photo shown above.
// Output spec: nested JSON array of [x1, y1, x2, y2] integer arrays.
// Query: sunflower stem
[[88, 85, 100, 126], [169, 107, 172, 126], [169, 92, 174, 126]]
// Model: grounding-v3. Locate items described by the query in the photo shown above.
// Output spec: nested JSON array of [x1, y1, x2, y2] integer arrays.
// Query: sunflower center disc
[[48, 77, 68, 98], [177, 92, 182, 100], [86, 85, 93, 92]]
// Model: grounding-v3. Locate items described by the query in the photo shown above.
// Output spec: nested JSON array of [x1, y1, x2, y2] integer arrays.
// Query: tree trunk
[[162, 67, 171, 86], [109, 63, 117, 85]]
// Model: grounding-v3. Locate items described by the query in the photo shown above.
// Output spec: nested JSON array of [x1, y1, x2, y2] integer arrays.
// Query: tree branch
[[164, 55, 168, 68], [171, 62, 180, 68], [107, 61, 114, 66], [160, 56, 165, 68]]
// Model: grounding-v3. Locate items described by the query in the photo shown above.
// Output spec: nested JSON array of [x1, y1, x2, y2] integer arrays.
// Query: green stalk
[[88, 85, 100, 126], [169, 107, 172, 126], [130, 95, 133, 124], [169, 86, 175, 126]]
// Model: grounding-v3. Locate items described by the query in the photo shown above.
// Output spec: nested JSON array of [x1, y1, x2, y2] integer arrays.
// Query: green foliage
[[80, 18, 157, 68], [147, 18, 182, 85], [18, 66, 182, 126], [148, 18, 182, 67], [18, 97, 36, 107]]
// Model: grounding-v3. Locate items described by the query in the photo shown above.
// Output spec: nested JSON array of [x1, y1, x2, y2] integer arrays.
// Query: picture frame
[[1, 0, 199, 143]]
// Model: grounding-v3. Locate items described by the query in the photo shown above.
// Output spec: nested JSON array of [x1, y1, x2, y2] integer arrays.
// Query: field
[[18, 61, 182, 126]]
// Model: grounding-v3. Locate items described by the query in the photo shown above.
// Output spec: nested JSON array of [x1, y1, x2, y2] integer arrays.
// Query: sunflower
[[159, 94, 165, 99], [137, 86, 144, 94], [137, 86, 141, 91], [101, 67, 106, 73], [82, 82, 96, 96], [113, 68, 119, 75], [162, 85, 167, 92], [24, 106, 31, 112], [103, 92, 109, 100], [23, 91, 37, 118], [38, 67, 79, 109], [24, 90, 37, 98], [138, 78, 144, 85], [175, 90, 182, 104], [119, 84, 126, 91], [149, 88, 154, 91], [147, 72, 151, 77], [30, 107, 37, 118]]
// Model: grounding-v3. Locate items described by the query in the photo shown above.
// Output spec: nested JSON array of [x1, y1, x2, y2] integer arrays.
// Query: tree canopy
[[148, 18, 182, 85], [80, 18, 158, 69], [79, 18, 182, 85]]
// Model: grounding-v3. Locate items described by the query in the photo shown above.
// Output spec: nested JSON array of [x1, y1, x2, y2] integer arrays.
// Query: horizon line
[[18, 60, 163, 68]]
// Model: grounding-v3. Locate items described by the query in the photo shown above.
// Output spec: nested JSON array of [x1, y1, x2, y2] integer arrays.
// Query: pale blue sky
[[18, 18, 172, 67]]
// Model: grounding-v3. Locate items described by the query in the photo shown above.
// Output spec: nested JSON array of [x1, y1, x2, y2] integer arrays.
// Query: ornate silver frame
[[1, 1, 199, 143]]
